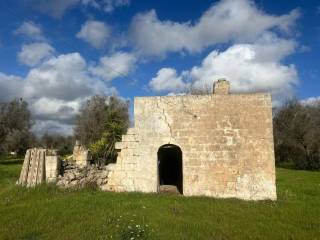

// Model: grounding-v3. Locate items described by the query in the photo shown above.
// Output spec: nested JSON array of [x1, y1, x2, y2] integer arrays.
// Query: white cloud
[[30, 0, 130, 18], [149, 35, 298, 101], [32, 120, 74, 136], [76, 20, 111, 48], [30, 97, 82, 122], [82, 0, 130, 13], [189, 39, 298, 98], [89, 51, 136, 81], [30, 0, 79, 18], [301, 97, 320, 106], [24, 53, 96, 100], [14, 21, 44, 40], [0, 52, 120, 135], [18, 42, 55, 67], [0, 73, 24, 101], [129, 0, 299, 57], [149, 68, 187, 93], [102, 0, 130, 13]]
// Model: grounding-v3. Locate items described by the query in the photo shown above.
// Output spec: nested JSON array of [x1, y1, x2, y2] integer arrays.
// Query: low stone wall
[[56, 162, 110, 189]]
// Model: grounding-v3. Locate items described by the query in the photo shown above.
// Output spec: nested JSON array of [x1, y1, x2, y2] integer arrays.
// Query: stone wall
[[106, 85, 277, 200]]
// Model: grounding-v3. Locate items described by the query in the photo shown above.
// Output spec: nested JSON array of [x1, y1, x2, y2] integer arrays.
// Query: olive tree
[[74, 95, 129, 165], [0, 99, 35, 155]]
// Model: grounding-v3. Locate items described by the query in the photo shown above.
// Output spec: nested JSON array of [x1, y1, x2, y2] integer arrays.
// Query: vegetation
[[39, 133, 74, 156], [273, 99, 320, 170], [75, 95, 129, 164], [0, 95, 129, 161], [0, 99, 75, 157], [0, 160, 319, 240], [0, 98, 36, 155]]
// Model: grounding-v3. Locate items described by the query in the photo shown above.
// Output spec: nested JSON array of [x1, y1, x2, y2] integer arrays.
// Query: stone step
[[115, 141, 139, 150], [121, 134, 139, 142], [126, 128, 136, 135]]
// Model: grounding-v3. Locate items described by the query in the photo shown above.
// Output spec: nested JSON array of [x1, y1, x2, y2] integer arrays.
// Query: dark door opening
[[158, 144, 183, 194]]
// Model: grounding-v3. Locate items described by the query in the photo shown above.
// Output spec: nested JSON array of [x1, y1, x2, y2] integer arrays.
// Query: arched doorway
[[158, 144, 183, 194]]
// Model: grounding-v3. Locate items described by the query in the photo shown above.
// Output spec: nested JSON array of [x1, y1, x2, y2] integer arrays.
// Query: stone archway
[[158, 144, 183, 194]]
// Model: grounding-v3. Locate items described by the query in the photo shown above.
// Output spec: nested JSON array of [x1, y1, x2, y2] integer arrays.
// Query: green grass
[[0, 160, 319, 240]]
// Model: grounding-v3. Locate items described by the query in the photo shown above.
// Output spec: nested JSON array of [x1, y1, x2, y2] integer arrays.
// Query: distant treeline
[[0, 96, 129, 165], [273, 99, 320, 170], [0, 98, 75, 156]]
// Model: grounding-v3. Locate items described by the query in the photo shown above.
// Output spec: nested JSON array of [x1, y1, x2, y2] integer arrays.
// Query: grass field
[[0, 159, 319, 240]]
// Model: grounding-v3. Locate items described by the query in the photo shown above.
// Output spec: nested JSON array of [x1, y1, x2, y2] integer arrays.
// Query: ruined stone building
[[17, 79, 277, 201], [105, 79, 277, 200]]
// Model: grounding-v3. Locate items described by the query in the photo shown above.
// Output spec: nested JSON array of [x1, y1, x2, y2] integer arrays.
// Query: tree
[[74, 96, 109, 146], [273, 99, 320, 170], [40, 133, 74, 156], [0, 99, 35, 155], [74, 95, 129, 164]]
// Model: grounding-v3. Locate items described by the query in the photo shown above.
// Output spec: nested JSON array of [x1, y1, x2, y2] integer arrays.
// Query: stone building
[[104, 79, 277, 200]]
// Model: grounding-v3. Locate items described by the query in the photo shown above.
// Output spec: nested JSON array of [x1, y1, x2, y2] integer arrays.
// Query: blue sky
[[0, 0, 319, 135]]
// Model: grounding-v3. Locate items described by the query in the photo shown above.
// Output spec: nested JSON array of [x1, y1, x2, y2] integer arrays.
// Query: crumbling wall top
[[213, 78, 230, 95]]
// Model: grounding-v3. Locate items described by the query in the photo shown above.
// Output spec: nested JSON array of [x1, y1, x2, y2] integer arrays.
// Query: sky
[[0, 0, 319, 136]]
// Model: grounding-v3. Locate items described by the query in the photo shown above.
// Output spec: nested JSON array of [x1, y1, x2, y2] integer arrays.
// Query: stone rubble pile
[[56, 162, 110, 189]]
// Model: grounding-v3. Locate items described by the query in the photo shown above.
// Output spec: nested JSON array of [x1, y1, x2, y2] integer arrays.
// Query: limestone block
[[126, 128, 136, 135], [73, 141, 90, 166], [45, 151, 60, 183], [17, 148, 46, 187], [122, 134, 138, 142]]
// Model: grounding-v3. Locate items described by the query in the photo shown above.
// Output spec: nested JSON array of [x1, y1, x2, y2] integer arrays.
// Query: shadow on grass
[[20, 231, 41, 240], [0, 159, 23, 165]]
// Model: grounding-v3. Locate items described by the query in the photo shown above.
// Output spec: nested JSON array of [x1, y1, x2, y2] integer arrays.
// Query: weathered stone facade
[[105, 80, 277, 200]]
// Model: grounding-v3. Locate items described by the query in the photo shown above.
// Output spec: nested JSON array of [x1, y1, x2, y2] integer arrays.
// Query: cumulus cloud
[[102, 0, 130, 12], [89, 51, 136, 81], [18, 42, 55, 67], [30, 0, 79, 18], [24, 53, 97, 101], [14, 21, 44, 40], [0, 73, 24, 101], [301, 97, 320, 106], [149, 68, 187, 93], [129, 0, 300, 57], [77, 20, 111, 48], [30, 97, 82, 122], [149, 35, 298, 101], [32, 120, 74, 136], [30, 0, 130, 17], [83, 0, 130, 13], [0, 52, 120, 135]]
